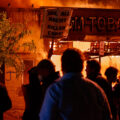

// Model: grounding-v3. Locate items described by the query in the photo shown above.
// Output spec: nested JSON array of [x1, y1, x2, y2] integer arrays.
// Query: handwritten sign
[[41, 8, 73, 39]]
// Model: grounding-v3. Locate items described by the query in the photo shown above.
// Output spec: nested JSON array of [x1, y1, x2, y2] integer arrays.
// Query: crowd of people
[[0, 48, 120, 120]]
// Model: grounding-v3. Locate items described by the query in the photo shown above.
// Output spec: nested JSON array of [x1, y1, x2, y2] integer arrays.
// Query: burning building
[[1, 0, 120, 119]]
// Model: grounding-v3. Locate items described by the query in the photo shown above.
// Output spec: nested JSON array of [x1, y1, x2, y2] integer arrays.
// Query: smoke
[[0, 0, 120, 8]]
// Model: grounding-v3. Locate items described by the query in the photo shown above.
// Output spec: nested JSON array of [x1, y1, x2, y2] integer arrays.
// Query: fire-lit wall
[[1, 7, 120, 120], [0, 0, 119, 8], [0, 8, 47, 120]]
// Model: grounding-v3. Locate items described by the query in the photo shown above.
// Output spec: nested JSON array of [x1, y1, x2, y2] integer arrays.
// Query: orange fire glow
[[0, 0, 119, 8], [1, 1, 120, 120]]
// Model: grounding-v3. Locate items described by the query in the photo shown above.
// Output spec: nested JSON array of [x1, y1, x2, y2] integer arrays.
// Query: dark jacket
[[0, 83, 12, 120], [87, 73, 116, 119], [22, 84, 42, 120], [22, 72, 59, 120], [40, 73, 112, 120], [41, 72, 60, 97], [113, 83, 120, 118]]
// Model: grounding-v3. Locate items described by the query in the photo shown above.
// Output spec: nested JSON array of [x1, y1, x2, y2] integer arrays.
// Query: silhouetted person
[[105, 67, 119, 119], [0, 83, 12, 120], [22, 67, 42, 120], [86, 60, 115, 119], [22, 60, 59, 120], [37, 59, 60, 100], [105, 67, 120, 119], [40, 48, 112, 120], [105, 67, 118, 86], [113, 82, 120, 120]]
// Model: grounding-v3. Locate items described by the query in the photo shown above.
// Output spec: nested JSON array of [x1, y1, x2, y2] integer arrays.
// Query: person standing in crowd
[[22, 67, 42, 120], [105, 67, 120, 120], [0, 83, 12, 120], [40, 48, 112, 120], [113, 81, 120, 120], [86, 60, 115, 119], [105, 67, 118, 87], [37, 59, 59, 98], [22, 59, 59, 120], [105, 66, 119, 120]]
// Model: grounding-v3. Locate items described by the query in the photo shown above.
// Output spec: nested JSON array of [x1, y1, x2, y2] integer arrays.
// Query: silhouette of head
[[28, 66, 39, 85], [61, 48, 84, 74], [86, 60, 101, 76], [105, 67, 118, 84], [37, 59, 55, 79]]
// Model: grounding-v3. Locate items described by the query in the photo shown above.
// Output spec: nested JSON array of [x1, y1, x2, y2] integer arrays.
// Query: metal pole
[[48, 39, 54, 59], [99, 40, 101, 65], [99, 55, 101, 64]]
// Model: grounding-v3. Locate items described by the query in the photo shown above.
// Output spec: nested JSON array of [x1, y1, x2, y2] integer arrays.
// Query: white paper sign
[[41, 8, 73, 39]]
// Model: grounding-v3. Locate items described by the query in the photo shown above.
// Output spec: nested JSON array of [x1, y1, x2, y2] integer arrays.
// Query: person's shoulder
[[44, 80, 64, 103], [47, 79, 63, 93], [83, 77, 101, 87], [83, 78, 106, 96], [96, 75, 107, 83], [83, 78, 109, 108], [46, 75, 73, 95], [0, 83, 9, 95], [49, 76, 102, 92]]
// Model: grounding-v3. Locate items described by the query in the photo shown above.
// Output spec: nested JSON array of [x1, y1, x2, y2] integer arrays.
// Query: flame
[[22, 24, 47, 59], [0, 0, 119, 8]]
